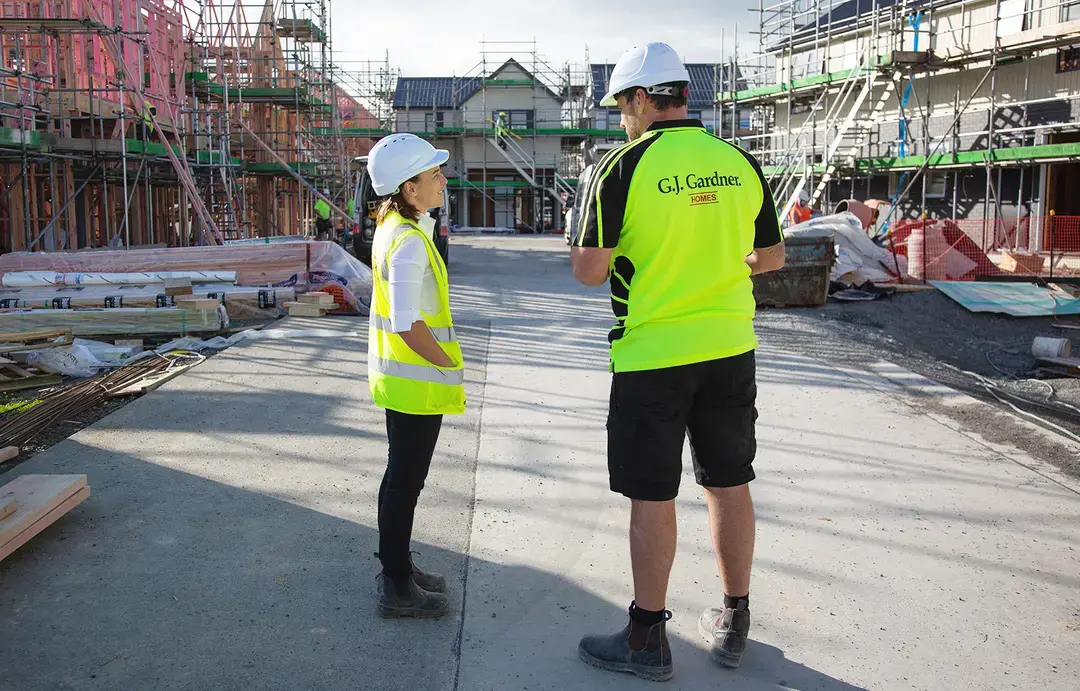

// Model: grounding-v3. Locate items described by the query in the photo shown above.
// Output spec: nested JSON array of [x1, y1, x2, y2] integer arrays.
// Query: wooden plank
[[297, 292, 335, 305], [0, 371, 62, 392], [0, 486, 90, 562], [0, 474, 86, 546], [173, 297, 222, 310], [0, 446, 19, 462], [0, 329, 72, 343], [285, 302, 338, 317], [106, 361, 198, 398], [0, 494, 16, 521]]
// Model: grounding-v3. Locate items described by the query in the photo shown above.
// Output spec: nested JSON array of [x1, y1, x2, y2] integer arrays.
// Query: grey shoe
[[377, 572, 449, 619], [410, 552, 446, 593], [578, 608, 673, 682], [698, 606, 750, 668]]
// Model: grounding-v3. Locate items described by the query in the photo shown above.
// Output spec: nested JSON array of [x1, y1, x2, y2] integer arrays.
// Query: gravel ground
[[756, 289, 1080, 478]]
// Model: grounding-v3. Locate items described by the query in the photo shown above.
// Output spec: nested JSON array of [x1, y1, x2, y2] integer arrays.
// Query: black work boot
[[698, 605, 751, 668], [409, 552, 446, 593], [578, 606, 673, 682], [377, 571, 449, 619]]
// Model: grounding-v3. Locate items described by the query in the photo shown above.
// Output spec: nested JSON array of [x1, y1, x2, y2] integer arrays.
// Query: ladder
[[777, 55, 884, 223], [489, 130, 571, 211]]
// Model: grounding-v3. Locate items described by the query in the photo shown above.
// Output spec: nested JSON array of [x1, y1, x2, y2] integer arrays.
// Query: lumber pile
[[0, 284, 295, 320], [0, 474, 90, 562], [285, 292, 339, 317], [0, 241, 372, 314], [0, 307, 226, 337]]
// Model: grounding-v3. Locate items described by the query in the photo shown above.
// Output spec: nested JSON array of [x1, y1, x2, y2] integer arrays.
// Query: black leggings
[[378, 409, 443, 580]]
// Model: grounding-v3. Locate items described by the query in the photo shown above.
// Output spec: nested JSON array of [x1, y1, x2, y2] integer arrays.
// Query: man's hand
[[570, 246, 613, 286], [399, 320, 456, 368], [745, 241, 785, 275]]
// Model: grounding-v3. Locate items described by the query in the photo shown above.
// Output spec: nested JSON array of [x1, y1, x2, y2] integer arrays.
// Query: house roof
[[392, 76, 481, 109], [589, 63, 741, 109], [392, 58, 564, 109]]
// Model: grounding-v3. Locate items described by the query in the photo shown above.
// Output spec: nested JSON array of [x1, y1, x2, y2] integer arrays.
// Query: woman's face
[[403, 166, 447, 212]]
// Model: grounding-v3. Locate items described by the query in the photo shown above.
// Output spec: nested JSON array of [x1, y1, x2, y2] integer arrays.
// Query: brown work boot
[[578, 605, 673, 682], [377, 571, 449, 619], [698, 605, 751, 668]]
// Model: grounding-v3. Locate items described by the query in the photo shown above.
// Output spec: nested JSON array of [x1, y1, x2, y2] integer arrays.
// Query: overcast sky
[[328, 0, 755, 78]]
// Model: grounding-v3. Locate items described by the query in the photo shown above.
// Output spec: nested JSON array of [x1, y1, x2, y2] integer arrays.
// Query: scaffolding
[[0, 0, 359, 254], [719, 0, 1080, 275]]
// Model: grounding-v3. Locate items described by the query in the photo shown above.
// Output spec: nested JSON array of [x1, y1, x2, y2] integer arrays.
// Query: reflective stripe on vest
[[368, 353, 465, 385], [369, 313, 457, 343]]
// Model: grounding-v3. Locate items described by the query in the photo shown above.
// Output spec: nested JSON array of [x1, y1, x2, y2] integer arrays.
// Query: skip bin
[[750, 234, 835, 307]]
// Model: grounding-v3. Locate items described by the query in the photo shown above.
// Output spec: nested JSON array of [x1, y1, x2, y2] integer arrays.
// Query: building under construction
[[723, 0, 1080, 276], [0, 0, 382, 253]]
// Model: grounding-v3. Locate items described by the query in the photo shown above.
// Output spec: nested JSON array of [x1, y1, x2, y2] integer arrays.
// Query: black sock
[[629, 601, 665, 626], [724, 593, 749, 611]]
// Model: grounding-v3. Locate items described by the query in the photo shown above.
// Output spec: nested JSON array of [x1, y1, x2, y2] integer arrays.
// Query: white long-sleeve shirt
[[387, 214, 440, 332]]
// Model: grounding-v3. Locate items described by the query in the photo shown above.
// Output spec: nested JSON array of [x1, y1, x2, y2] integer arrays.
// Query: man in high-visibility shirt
[[570, 42, 786, 682], [314, 189, 332, 240]]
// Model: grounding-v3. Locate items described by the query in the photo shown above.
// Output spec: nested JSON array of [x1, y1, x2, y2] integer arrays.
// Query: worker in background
[[140, 103, 156, 140], [314, 189, 332, 240], [495, 111, 508, 149], [570, 41, 786, 681], [790, 196, 813, 225], [365, 133, 465, 619]]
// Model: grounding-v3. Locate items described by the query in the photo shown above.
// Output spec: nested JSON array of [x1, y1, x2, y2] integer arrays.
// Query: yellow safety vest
[[368, 211, 465, 415]]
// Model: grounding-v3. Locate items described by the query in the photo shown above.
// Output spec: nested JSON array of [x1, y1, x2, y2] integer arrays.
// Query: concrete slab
[[449, 237, 1080, 691], [0, 315, 489, 691], [1, 235, 1078, 691]]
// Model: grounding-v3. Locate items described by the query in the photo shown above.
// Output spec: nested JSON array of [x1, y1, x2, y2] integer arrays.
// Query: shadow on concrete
[[0, 439, 865, 691]]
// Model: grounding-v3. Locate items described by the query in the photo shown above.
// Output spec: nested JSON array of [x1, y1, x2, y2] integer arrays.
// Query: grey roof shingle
[[392, 77, 481, 109]]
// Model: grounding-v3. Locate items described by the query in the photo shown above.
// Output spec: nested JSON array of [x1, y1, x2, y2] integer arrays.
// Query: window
[[492, 109, 533, 130], [424, 110, 445, 132]]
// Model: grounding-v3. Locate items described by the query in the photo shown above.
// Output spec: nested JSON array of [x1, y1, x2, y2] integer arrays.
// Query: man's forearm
[[746, 243, 786, 275], [399, 320, 455, 367]]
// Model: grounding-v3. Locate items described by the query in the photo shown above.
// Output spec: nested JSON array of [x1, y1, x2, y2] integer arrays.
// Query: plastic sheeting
[[1, 271, 237, 287], [0, 242, 372, 314], [785, 212, 908, 284]]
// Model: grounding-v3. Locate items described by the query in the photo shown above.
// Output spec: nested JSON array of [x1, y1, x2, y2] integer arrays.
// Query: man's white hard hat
[[600, 42, 691, 108], [367, 133, 449, 197]]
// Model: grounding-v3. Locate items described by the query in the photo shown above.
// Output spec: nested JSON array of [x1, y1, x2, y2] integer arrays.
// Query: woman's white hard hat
[[367, 133, 449, 196], [600, 42, 691, 108]]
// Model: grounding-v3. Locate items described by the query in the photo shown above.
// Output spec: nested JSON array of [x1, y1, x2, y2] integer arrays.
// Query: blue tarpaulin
[[931, 281, 1080, 317]]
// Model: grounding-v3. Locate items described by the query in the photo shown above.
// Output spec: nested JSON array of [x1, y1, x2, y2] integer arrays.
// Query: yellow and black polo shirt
[[574, 119, 782, 373]]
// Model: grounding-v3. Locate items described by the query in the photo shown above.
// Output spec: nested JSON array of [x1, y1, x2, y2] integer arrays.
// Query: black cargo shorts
[[606, 350, 758, 501]]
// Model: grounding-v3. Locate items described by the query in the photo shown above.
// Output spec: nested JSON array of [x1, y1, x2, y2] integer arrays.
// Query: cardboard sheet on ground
[[931, 281, 1080, 316]]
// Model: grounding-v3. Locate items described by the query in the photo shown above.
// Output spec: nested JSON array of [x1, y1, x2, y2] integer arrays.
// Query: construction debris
[[0, 353, 202, 450], [0, 474, 90, 563]]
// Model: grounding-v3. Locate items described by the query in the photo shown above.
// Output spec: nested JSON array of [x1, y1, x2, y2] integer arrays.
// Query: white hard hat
[[367, 133, 449, 196], [600, 42, 691, 107]]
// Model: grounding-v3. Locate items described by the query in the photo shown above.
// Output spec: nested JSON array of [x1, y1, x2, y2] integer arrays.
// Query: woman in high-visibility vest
[[365, 133, 465, 619]]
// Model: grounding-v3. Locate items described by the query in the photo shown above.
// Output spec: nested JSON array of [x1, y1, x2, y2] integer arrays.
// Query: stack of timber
[[0, 330, 72, 391], [0, 474, 90, 563], [285, 292, 339, 317], [0, 307, 226, 338], [0, 284, 295, 320], [0, 242, 373, 314]]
